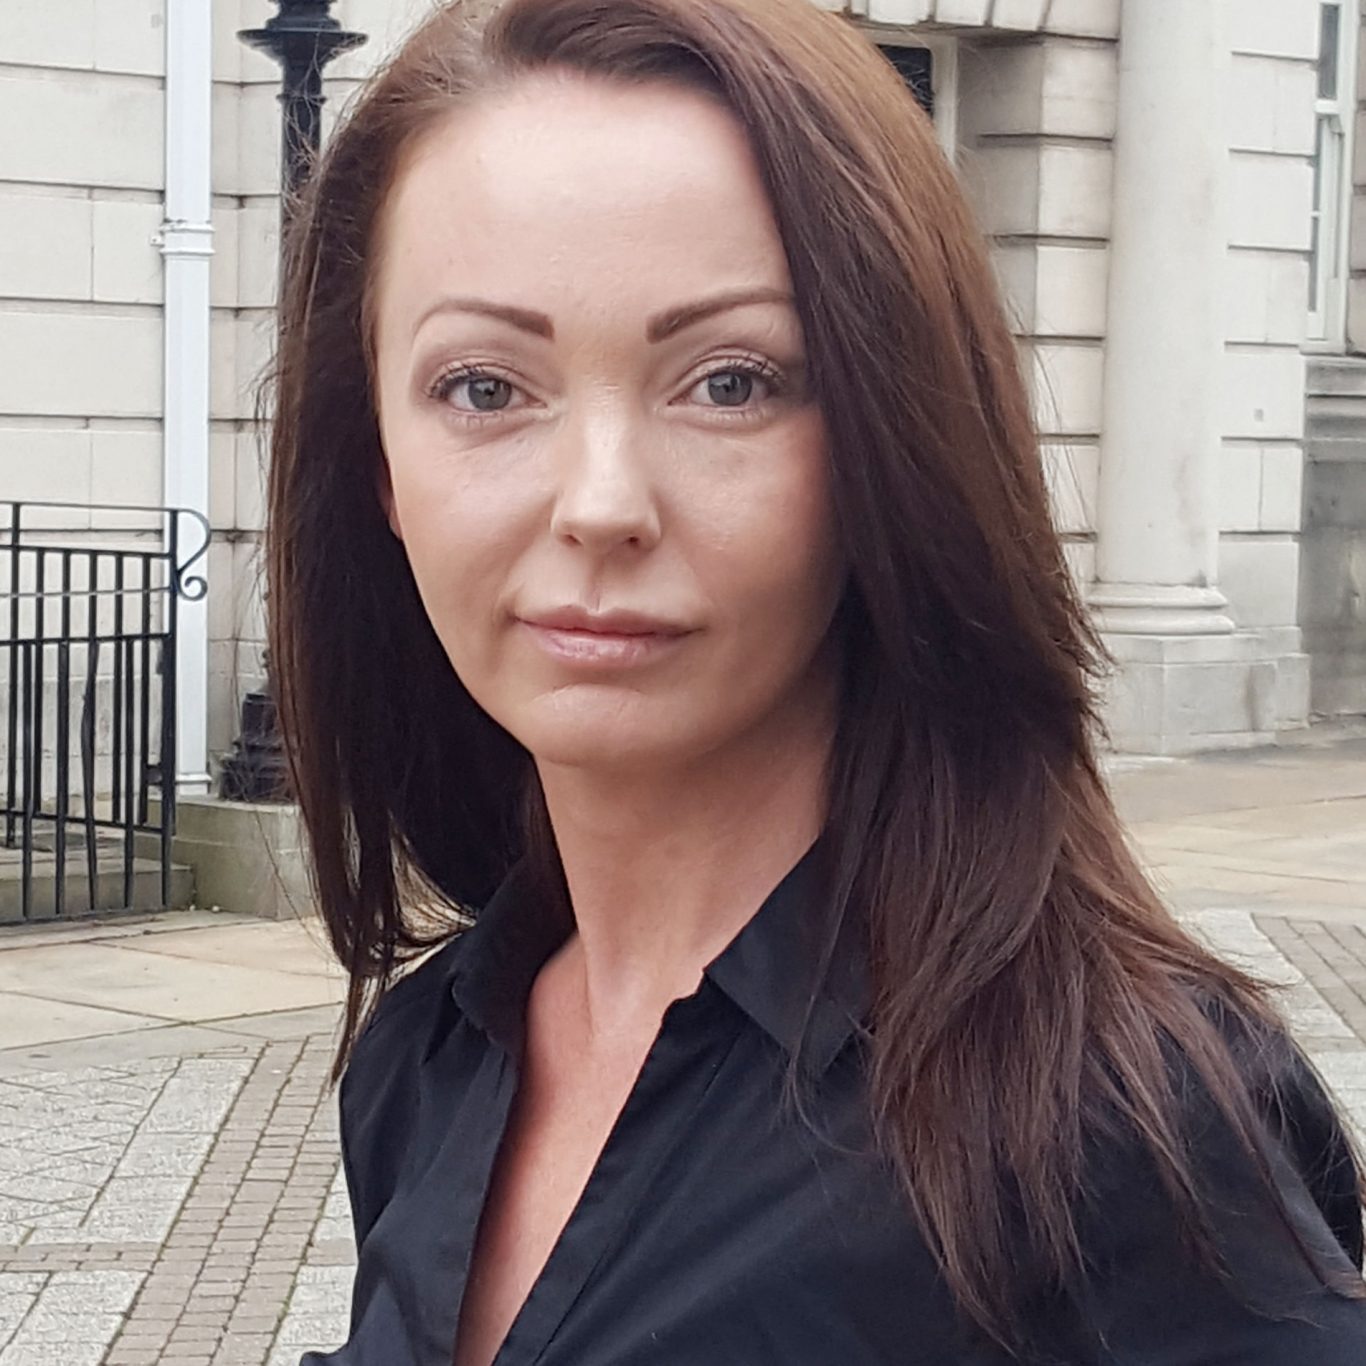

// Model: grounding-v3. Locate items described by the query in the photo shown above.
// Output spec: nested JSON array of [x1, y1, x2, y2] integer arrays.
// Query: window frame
[[1307, 0, 1360, 351], [862, 28, 961, 163]]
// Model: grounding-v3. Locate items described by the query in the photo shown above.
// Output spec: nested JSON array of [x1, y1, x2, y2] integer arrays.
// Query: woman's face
[[371, 75, 845, 774]]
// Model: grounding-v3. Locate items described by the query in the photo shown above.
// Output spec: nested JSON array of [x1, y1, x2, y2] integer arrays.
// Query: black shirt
[[304, 847, 1366, 1365]]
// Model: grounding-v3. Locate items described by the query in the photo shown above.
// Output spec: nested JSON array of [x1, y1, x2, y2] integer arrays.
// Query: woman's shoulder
[[1199, 996, 1364, 1269], [1058, 993, 1366, 1361], [343, 928, 471, 1082]]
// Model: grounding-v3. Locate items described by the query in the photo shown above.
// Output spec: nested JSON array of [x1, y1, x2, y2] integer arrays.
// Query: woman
[[270, 0, 1366, 1361]]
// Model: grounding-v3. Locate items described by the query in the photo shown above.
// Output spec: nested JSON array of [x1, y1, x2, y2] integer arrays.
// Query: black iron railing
[[1, 502, 210, 922]]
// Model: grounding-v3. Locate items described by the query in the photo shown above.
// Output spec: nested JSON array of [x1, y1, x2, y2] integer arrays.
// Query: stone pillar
[[1090, 0, 1273, 752]]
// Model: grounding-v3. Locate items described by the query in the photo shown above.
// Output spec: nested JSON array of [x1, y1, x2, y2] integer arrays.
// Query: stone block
[[0, 71, 163, 191], [90, 428, 162, 509], [211, 83, 244, 198], [1029, 340, 1104, 437], [1218, 442, 1263, 533], [237, 635, 267, 685], [1228, 152, 1314, 253], [1043, 0, 1119, 40], [236, 203, 281, 311], [960, 144, 1040, 234], [92, 198, 163, 305], [1260, 444, 1305, 532], [991, 243, 1036, 330], [1230, 3, 1320, 62], [990, 0, 1047, 32], [207, 539, 235, 642], [959, 44, 1043, 138], [1224, 247, 1311, 346], [212, 0, 245, 84], [236, 84, 287, 200], [170, 795, 313, 922], [0, 0, 96, 70], [1348, 202, 1366, 276], [1348, 277, 1366, 354], [1034, 242, 1108, 337], [0, 311, 162, 419], [0, 193, 92, 301], [1040, 39, 1117, 140], [1304, 450, 1366, 531], [1269, 642, 1311, 728], [867, 0, 934, 20], [94, 0, 164, 77], [210, 207, 239, 311], [1222, 346, 1307, 443], [1098, 647, 1281, 755], [932, 0, 990, 21], [1041, 441, 1097, 535], [1229, 54, 1317, 157], [1219, 535, 1301, 628], [209, 431, 236, 532], [210, 309, 239, 423], [0, 427, 92, 506], [234, 538, 268, 645], [1061, 537, 1094, 593], [236, 432, 268, 534], [1037, 142, 1111, 238], [232, 312, 276, 423]]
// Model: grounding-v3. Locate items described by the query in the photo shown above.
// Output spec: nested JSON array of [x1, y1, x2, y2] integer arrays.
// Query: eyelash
[[426, 356, 788, 426]]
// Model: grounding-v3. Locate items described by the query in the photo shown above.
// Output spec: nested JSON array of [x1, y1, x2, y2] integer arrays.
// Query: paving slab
[[0, 727, 1363, 1363], [0, 939, 344, 1033]]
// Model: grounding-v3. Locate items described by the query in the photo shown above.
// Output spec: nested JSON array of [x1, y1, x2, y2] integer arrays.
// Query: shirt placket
[[488, 985, 744, 1365]]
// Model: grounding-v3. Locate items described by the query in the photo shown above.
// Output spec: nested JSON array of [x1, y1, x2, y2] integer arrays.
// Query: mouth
[[517, 607, 695, 668]]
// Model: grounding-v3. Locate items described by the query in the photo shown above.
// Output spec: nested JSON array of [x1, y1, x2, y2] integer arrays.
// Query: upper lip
[[520, 606, 692, 637]]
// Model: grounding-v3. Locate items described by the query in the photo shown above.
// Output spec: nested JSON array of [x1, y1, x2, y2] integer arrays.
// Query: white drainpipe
[[159, 0, 214, 793]]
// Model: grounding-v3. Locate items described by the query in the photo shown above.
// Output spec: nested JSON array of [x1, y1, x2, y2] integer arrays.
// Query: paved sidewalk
[[0, 728, 1364, 1363]]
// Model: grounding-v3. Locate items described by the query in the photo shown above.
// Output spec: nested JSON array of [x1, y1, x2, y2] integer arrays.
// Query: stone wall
[[0, 2, 170, 523], [0, 0, 1335, 756], [1220, 4, 1318, 722]]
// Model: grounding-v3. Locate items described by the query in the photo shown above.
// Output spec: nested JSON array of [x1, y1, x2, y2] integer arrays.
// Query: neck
[[534, 686, 834, 1047]]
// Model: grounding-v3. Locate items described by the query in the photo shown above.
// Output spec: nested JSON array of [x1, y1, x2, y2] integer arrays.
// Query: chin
[[508, 701, 715, 775]]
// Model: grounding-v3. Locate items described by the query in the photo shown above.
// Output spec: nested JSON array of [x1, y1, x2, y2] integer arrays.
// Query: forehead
[[372, 74, 793, 334]]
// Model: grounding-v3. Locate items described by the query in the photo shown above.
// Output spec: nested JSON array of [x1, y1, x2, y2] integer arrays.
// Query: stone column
[[1092, 0, 1231, 634], [1090, 0, 1273, 752]]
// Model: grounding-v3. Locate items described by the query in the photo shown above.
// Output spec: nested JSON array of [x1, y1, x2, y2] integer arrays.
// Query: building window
[[874, 35, 959, 161], [1309, 0, 1359, 346]]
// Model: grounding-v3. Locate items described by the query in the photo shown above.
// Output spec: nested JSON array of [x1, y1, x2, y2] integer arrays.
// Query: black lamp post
[[239, 1, 368, 203], [220, 2, 366, 803]]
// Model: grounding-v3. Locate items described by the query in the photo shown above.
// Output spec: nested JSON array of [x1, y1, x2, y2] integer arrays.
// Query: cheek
[[381, 440, 532, 655], [696, 426, 843, 633]]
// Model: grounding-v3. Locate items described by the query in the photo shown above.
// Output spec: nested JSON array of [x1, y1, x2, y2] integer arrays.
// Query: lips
[[519, 606, 692, 637], [517, 606, 695, 668]]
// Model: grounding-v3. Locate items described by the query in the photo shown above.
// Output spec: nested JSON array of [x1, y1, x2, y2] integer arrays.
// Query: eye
[[429, 367, 525, 415], [685, 360, 784, 412]]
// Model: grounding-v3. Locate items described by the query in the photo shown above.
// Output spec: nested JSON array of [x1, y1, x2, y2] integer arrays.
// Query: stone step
[[1306, 356, 1366, 399], [0, 840, 194, 923]]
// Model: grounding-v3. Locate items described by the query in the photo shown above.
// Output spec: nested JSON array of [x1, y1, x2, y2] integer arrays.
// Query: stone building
[[0, 0, 1362, 782]]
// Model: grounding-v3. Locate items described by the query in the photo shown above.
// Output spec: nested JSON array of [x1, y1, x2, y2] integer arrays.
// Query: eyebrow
[[410, 287, 796, 344]]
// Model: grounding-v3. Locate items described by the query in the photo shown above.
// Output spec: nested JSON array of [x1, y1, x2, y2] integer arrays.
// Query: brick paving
[[0, 1039, 355, 1365]]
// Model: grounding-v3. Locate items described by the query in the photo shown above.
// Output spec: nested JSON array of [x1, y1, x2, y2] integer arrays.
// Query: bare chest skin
[[451, 956, 665, 1366]]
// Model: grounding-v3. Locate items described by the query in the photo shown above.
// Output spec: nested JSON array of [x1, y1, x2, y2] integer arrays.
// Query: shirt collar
[[432, 836, 870, 1078]]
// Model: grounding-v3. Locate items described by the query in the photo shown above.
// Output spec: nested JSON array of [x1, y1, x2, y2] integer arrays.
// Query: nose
[[549, 408, 662, 555]]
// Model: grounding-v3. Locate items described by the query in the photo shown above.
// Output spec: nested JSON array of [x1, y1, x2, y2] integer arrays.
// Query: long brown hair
[[266, 0, 1361, 1346]]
